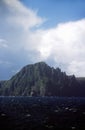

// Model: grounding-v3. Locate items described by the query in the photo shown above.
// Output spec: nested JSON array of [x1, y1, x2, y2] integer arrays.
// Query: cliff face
[[0, 62, 85, 96]]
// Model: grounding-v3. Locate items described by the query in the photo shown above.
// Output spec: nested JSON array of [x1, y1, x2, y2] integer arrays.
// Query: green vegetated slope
[[0, 62, 85, 96]]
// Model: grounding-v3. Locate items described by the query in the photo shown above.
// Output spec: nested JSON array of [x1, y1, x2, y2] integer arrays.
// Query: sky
[[0, 0, 85, 80]]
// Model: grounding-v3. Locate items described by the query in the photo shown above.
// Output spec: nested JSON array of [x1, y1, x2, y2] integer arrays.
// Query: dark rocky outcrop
[[0, 62, 85, 96]]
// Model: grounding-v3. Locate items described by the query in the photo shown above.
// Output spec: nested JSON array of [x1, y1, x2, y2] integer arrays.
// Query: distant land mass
[[0, 62, 85, 96]]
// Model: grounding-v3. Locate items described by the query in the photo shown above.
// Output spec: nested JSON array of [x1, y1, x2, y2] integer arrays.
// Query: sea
[[0, 96, 85, 130]]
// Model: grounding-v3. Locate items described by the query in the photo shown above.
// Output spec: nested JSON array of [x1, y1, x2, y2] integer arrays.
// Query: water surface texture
[[0, 97, 85, 130]]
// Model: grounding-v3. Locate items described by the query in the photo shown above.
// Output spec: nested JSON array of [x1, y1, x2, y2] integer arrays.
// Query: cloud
[[0, 60, 12, 66], [0, 39, 8, 48], [24, 19, 85, 76], [2, 0, 45, 30], [68, 61, 85, 77], [0, 0, 85, 79]]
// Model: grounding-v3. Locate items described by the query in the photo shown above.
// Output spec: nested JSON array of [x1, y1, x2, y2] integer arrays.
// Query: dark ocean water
[[0, 96, 85, 130]]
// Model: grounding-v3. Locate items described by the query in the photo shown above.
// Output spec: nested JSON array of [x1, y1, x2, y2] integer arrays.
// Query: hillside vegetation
[[0, 62, 85, 96]]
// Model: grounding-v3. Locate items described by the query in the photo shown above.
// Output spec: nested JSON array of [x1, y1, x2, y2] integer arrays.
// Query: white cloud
[[24, 19, 85, 76], [2, 0, 45, 30], [0, 60, 12, 67], [0, 39, 8, 48], [0, 0, 85, 78], [68, 61, 85, 77]]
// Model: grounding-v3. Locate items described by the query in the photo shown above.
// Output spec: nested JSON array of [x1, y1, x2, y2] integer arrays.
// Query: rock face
[[0, 62, 85, 96]]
